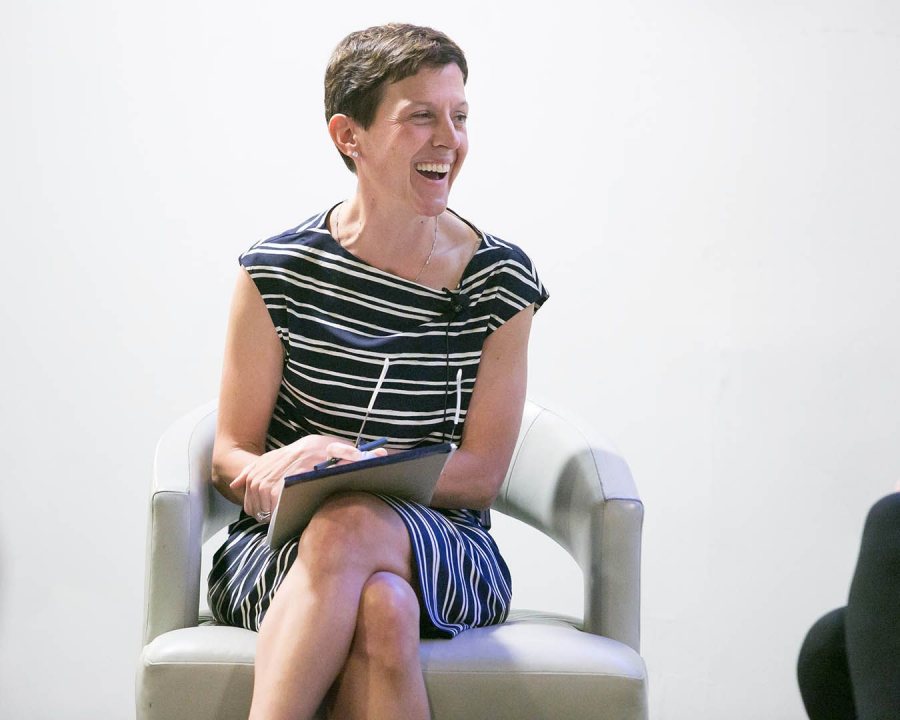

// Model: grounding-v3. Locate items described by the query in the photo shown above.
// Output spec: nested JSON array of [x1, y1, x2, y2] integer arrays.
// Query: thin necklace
[[333, 203, 438, 283], [416, 215, 438, 283]]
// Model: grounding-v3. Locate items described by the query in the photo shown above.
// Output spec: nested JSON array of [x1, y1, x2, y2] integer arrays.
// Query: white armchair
[[137, 400, 648, 719]]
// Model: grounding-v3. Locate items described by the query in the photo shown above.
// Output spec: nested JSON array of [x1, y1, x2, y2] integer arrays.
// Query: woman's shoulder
[[478, 232, 538, 269], [240, 208, 336, 267], [448, 209, 538, 269], [451, 212, 549, 314]]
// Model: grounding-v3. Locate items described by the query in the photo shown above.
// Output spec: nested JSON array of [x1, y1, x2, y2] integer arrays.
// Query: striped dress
[[208, 206, 549, 638]]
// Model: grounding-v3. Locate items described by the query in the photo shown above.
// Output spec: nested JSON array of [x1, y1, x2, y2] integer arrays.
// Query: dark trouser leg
[[798, 607, 856, 720], [845, 493, 900, 720]]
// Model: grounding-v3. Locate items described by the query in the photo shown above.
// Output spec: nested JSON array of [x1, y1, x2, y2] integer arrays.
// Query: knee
[[351, 572, 421, 672], [297, 493, 384, 573], [799, 607, 847, 674], [797, 608, 855, 718]]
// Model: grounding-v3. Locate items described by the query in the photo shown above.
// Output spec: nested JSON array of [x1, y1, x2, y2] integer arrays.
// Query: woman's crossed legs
[[249, 492, 428, 720]]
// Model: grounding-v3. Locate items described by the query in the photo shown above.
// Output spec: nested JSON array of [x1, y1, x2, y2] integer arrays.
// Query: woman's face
[[354, 63, 468, 218]]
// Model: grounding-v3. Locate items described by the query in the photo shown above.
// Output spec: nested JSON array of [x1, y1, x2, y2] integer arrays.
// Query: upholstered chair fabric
[[137, 401, 648, 720]]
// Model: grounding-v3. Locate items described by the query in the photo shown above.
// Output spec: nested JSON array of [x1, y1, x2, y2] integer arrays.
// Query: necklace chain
[[416, 215, 438, 282], [334, 203, 437, 283]]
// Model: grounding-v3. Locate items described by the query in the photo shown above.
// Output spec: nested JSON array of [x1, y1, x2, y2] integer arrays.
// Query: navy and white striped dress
[[208, 206, 549, 638]]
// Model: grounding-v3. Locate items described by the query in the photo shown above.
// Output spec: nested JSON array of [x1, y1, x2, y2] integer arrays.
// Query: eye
[[410, 111, 433, 122], [453, 113, 468, 126]]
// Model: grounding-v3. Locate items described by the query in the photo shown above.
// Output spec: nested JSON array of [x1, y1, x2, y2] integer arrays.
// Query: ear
[[328, 114, 359, 158]]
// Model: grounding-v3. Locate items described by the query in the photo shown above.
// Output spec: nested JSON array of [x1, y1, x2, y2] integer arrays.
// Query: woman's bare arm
[[212, 269, 379, 519], [429, 305, 534, 510], [211, 269, 285, 505]]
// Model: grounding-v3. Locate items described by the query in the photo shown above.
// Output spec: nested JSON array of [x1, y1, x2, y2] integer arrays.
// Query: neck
[[334, 195, 441, 283], [338, 194, 440, 252]]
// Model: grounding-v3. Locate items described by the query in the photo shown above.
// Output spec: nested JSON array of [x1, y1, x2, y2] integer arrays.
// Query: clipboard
[[265, 443, 456, 548]]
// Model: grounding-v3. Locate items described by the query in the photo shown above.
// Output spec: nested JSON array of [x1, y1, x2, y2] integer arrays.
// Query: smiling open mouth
[[415, 162, 450, 180]]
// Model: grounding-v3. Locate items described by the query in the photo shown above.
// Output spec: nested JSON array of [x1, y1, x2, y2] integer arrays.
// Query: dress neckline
[[321, 203, 484, 293]]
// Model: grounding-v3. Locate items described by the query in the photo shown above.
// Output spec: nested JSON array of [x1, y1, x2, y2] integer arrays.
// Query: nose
[[433, 113, 462, 150]]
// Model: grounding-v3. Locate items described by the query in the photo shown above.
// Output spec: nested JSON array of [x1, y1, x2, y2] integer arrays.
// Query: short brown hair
[[324, 23, 468, 172]]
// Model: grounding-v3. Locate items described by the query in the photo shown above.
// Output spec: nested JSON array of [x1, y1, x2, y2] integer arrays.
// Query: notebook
[[265, 443, 455, 548]]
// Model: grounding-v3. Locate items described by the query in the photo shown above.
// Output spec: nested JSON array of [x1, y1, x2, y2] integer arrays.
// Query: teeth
[[416, 162, 451, 174]]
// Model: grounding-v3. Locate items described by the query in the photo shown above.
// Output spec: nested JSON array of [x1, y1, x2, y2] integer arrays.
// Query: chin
[[413, 195, 451, 218]]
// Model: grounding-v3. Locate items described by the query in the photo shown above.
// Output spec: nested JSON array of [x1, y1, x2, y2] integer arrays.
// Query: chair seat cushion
[[138, 612, 647, 720]]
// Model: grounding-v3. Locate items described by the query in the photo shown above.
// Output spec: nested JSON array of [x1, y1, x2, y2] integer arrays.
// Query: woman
[[797, 486, 900, 720], [207, 24, 548, 720]]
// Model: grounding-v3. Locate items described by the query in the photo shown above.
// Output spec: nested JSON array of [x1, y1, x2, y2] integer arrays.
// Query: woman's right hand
[[230, 435, 343, 522], [229, 435, 388, 522]]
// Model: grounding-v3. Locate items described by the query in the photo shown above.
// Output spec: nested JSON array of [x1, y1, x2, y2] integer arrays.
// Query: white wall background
[[2, 1, 898, 718]]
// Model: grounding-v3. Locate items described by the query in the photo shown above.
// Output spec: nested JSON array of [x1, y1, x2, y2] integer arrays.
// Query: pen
[[313, 437, 388, 470], [315, 357, 391, 471], [358, 437, 389, 453]]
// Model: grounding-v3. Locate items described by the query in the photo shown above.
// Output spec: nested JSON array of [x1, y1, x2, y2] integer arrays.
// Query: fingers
[[323, 441, 358, 462], [231, 437, 389, 524], [362, 448, 389, 460], [230, 469, 248, 492], [230, 466, 266, 521], [248, 480, 282, 524], [233, 464, 283, 523], [323, 442, 388, 464]]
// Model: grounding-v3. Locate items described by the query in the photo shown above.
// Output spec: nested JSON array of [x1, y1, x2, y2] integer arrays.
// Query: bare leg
[[329, 572, 429, 720], [247, 493, 418, 720]]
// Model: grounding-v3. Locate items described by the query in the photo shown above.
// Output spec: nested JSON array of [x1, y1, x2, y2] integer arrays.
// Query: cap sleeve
[[474, 238, 549, 335], [238, 233, 295, 353]]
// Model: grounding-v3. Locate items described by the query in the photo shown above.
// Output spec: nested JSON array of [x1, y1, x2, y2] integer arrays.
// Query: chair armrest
[[141, 401, 217, 645], [495, 403, 643, 651], [586, 444, 643, 652]]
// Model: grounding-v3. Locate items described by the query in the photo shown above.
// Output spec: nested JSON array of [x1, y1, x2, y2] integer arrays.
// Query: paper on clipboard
[[265, 443, 455, 549]]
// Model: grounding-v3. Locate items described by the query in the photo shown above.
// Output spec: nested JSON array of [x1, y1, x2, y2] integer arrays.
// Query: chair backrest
[[150, 398, 640, 650], [195, 401, 554, 542], [495, 401, 602, 554], [184, 406, 240, 542], [195, 399, 611, 550], [495, 401, 643, 649]]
